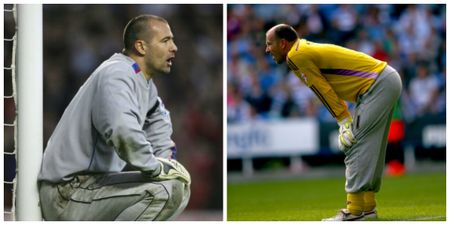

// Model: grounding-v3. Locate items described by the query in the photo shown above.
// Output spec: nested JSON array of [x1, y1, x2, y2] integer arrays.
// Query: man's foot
[[322, 209, 365, 221], [363, 209, 378, 220]]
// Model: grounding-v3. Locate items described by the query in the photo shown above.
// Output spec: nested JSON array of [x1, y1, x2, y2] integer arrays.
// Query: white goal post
[[16, 4, 43, 221]]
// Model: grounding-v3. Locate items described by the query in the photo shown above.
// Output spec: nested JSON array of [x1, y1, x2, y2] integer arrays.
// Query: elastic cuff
[[338, 116, 353, 126]]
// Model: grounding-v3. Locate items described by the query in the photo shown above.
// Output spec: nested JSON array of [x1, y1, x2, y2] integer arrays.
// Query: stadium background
[[227, 4, 445, 220], [227, 4, 445, 172], [4, 4, 223, 220]]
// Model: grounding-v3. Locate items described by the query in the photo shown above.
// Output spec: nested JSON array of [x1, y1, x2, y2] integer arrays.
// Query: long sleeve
[[92, 66, 160, 175], [143, 96, 176, 159], [288, 49, 351, 122], [38, 53, 164, 182]]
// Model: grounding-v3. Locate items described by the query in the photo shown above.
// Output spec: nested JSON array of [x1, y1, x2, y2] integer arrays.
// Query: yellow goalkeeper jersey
[[286, 39, 387, 122]]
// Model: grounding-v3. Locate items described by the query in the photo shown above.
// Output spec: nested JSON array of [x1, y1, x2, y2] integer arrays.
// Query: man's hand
[[154, 157, 191, 185], [338, 117, 356, 151]]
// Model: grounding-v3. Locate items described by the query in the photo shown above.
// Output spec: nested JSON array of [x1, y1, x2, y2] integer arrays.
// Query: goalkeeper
[[38, 15, 190, 220], [265, 24, 402, 221]]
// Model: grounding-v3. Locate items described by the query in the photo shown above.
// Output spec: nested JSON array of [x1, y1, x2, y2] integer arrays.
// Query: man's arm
[[288, 53, 351, 122], [143, 96, 177, 159], [92, 67, 161, 176], [289, 52, 356, 150]]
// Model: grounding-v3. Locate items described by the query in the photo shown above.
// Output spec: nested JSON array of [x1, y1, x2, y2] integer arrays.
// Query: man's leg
[[346, 192, 364, 216], [39, 172, 190, 221], [115, 179, 190, 221], [165, 180, 191, 220], [363, 191, 377, 219], [345, 66, 401, 214], [346, 67, 401, 192], [324, 66, 401, 221], [39, 181, 68, 220]]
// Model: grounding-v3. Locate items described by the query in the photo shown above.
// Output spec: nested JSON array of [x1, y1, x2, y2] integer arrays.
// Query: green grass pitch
[[227, 172, 445, 221]]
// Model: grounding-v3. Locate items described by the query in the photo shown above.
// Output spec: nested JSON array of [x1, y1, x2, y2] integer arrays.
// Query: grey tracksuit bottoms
[[39, 172, 190, 221], [344, 65, 402, 193]]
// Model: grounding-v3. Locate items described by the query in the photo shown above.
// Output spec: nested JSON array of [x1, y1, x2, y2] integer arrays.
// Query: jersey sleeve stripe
[[320, 68, 378, 79], [287, 58, 299, 70], [311, 85, 337, 118]]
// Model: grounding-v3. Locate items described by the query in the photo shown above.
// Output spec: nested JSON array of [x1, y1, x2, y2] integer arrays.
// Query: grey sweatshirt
[[38, 53, 175, 182]]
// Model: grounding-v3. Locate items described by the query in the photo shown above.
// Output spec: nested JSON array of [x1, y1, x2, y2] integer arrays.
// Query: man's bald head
[[265, 24, 298, 64], [123, 14, 168, 52], [267, 24, 298, 42]]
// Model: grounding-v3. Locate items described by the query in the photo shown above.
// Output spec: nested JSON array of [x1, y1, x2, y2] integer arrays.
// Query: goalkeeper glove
[[153, 157, 191, 185], [338, 117, 356, 151]]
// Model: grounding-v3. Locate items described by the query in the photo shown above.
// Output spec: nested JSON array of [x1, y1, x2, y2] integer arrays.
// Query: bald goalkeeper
[[265, 24, 402, 221]]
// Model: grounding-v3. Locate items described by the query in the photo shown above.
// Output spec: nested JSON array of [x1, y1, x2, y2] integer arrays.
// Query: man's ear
[[280, 39, 288, 50], [135, 40, 146, 55]]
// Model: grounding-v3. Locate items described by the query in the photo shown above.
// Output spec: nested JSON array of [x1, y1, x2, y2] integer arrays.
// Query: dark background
[[4, 4, 223, 220]]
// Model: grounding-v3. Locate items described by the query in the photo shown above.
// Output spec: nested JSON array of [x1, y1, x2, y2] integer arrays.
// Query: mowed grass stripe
[[228, 172, 445, 221]]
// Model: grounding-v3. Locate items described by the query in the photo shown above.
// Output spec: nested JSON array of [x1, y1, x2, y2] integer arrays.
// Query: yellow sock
[[347, 192, 364, 216], [364, 191, 376, 212]]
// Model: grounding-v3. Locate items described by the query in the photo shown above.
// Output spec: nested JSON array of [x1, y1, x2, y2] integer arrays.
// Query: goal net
[[3, 4, 43, 221]]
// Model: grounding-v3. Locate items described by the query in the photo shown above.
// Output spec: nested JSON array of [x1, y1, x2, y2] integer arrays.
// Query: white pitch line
[[407, 216, 446, 221]]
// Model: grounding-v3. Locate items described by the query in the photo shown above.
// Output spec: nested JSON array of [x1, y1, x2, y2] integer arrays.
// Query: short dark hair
[[273, 24, 298, 42], [123, 14, 168, 51]]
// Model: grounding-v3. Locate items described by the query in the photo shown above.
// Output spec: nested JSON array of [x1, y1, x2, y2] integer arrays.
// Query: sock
[[347, 192, 364, 216], [363, 191, 376, 212]]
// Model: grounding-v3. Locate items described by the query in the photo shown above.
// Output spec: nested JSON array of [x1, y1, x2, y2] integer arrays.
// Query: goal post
[[16, 4, 43, 221]]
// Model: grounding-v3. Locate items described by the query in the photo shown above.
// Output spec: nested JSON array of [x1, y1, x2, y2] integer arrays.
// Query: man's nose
[[171, 42, 178, 52]]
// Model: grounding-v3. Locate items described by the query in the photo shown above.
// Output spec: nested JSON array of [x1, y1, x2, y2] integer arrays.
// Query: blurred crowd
[[227, 4, 446, 124], [4, 4, 223, 213]]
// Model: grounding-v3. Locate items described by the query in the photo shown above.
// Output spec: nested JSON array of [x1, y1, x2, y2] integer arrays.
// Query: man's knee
[[156, 179, 187, 207], [130, 179, 189, 221], [139, 179, 188, 209]]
